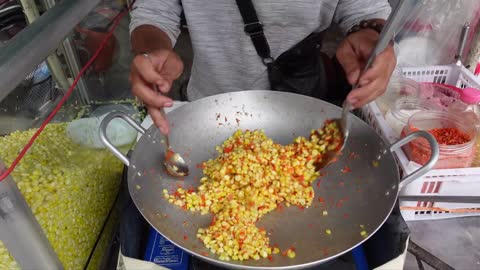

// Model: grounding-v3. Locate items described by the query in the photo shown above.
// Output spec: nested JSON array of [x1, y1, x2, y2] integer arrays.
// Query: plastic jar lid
[[390, 97, 439, 125], [386, 77, 421, 97], [460, 87, 480, 104]]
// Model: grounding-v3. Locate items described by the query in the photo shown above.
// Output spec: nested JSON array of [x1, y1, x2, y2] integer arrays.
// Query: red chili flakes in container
[[429, 128, 470, 145], [402, 126, 475, 169], [402, 111, 476, 169]]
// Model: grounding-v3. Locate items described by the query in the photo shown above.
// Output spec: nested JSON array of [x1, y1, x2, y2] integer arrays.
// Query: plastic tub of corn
[[0, 122, 124, 269]]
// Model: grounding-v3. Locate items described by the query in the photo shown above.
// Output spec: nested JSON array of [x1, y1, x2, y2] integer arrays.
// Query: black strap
[[234, 0, 273, 65]]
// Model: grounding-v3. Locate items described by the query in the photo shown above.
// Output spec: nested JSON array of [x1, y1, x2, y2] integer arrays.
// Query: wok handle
[[100, 111, 146, 166], [390, 131, 439, 189]]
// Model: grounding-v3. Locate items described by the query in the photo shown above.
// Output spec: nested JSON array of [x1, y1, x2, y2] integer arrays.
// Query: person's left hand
[[336, 28, 396, 109]]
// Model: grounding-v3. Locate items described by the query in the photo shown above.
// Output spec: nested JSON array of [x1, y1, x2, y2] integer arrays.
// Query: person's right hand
[[130, 49, 184, 134]]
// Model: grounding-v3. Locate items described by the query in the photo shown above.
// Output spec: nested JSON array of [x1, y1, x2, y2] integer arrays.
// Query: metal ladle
[[142, 53, 189, 177], [158, 103, 189, 177], [320, 1, 410, 169]]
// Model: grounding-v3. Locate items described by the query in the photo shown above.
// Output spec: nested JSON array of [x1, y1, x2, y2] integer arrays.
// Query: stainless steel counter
[[405, 217, 480, 269]]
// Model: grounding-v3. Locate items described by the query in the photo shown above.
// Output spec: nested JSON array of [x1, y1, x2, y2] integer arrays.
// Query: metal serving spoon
[[314, 101, 351, 170], [143, 53, 189, 177], [318, 1, 410, 170], [153, 86, 189, 177], [161, 125, 189, 177]]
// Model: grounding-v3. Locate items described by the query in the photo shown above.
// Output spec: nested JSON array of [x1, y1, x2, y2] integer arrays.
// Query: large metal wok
[[100, 91, 438, 269]]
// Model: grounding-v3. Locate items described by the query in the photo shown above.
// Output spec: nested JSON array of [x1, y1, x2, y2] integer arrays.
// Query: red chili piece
[[341, 165, 351, 173], [165, 149, 174, 161], [429, 127, 470, 145]]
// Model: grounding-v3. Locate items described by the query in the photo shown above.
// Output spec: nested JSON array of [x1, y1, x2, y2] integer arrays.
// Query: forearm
[[131, 25, 173, 54]]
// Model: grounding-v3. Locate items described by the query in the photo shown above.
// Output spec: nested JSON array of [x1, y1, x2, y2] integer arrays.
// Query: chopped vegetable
[[286, 248, 296, 258], [165, 121, 342, 261], [341, 165, 351, 173]]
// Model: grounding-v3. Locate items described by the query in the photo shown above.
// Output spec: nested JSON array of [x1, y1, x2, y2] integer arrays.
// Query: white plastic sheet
[[394, 0, 480, 67]]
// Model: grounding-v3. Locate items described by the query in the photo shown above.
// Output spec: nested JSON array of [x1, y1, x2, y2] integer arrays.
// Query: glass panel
[[0, 1, 139, 269], [0, 0, 28, 48]]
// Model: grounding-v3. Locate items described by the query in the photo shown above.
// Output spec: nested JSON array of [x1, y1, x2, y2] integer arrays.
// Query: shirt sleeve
[[333, 0, 392, 34], [129, 0, 183, 46]]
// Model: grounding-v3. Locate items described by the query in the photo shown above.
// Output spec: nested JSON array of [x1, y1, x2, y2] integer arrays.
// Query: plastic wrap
[[394, 0, 480, 67]]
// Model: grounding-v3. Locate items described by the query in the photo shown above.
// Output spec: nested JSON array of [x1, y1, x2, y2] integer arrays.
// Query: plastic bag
[[394, 0, 480, 67]]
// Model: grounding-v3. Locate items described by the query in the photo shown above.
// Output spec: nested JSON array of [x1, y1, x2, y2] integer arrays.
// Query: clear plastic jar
[[384, 97, 439, 138], [401, 111, 477, 169], [376, 74, 421, 115], [456, 87, 480, 167]]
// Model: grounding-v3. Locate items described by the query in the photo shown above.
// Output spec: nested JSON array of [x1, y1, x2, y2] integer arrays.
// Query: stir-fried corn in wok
[[164, 121, 342, 261]]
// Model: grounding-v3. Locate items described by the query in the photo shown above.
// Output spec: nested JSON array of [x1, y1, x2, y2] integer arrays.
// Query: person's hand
[[336, 28, 396, 109], [130, 49, 184, 134]]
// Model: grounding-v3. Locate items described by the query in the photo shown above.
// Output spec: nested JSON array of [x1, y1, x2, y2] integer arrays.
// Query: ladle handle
[[159, 107, 170, 148], [390, 131, 439, 189], [100, 111, 146, 166]]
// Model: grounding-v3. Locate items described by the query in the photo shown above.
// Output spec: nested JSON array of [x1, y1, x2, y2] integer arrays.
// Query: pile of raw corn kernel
[[164, 121, 342, 261], [0, 123, 124, 269]]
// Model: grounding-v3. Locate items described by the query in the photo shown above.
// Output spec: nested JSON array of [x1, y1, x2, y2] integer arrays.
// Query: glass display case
[[0, 0, 141, 269]]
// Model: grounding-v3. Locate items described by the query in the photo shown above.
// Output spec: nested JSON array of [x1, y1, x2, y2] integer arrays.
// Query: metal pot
[[100, 91, 438, 269]]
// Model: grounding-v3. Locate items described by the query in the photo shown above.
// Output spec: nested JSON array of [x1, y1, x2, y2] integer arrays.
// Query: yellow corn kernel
[[165, 122, 341, 261], [0, 123, 124, 269]]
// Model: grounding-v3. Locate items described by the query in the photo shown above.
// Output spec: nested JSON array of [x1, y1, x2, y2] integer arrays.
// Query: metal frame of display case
[[0, 0, 100, 103], [0, 0, 101, 269]]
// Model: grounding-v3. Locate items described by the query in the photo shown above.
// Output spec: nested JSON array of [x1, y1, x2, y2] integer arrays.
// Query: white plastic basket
[[362, 64, 480, 221]]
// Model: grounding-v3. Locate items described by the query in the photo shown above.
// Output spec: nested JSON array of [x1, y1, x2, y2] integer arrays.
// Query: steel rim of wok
[[100, 90, 439, 269]]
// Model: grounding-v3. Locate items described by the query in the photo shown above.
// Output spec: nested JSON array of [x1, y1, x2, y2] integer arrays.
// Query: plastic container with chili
[[456, 87, 480, 167], [401, 111, 477, 169]]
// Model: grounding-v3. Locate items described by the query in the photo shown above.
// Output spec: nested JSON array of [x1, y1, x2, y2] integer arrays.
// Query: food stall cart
[[0, 0, 479, 269], [0, 0, 138, 269]]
